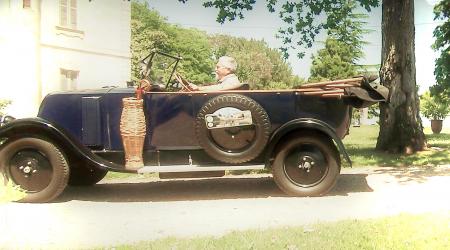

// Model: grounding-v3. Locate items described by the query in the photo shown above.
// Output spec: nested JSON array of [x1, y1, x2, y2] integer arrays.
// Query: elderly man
[[189, 56, 242, 91]]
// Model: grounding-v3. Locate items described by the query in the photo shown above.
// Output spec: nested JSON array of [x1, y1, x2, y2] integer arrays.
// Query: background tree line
[[131, 1, 304, 89]]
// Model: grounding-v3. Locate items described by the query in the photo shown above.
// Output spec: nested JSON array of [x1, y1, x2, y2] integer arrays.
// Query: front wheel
[[0, 138, 69, 203], [272, 134, 340, 196]]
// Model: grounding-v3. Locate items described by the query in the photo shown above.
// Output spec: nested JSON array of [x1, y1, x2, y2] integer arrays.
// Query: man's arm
[[198, 75, 242, 91]]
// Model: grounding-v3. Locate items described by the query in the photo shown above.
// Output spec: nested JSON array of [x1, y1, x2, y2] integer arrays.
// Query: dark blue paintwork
[[18, 87, 354, 171], [38, 88, 351, 152]]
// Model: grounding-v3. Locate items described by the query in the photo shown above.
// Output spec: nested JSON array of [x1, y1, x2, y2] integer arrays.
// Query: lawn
[[113, 212, 450, 249], [343, 126, 450, 167], [104, 126, 450, 180]]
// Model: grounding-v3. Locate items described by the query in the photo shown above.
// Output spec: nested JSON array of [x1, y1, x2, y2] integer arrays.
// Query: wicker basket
[[120, 97, 146, 169]]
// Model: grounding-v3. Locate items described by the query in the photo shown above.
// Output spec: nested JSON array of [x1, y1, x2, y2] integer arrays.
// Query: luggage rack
[[296, 76, 366, 98]]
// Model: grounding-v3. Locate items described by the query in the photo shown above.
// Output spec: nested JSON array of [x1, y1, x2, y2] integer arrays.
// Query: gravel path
[[1, 165, 449, 249]]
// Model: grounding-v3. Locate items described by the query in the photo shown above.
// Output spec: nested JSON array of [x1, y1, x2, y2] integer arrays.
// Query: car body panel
[[1, 87, 353, 172], [38, 88, 351, 148]]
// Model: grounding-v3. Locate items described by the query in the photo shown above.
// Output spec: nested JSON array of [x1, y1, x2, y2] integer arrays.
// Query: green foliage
[[309, 38, 358, 81], [168, 28, 215, 83], [431, 0, 450, 98], [309, 1, 369, 82], [420, 91, 450, 120], [209, 35, 304, 89], [132, 1, 301, 88], [131, 1, 214, 84], [0, 100, 11, 115], [131, 2, 170, 82], [179, 0, 379, 58]]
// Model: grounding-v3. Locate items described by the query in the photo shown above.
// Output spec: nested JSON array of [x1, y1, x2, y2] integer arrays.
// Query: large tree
[[180, 0, 426, 153], [377, 0, 425, 153]]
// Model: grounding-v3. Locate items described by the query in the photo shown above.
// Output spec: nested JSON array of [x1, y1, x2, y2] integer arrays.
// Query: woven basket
[[120, 97, 146, 169]]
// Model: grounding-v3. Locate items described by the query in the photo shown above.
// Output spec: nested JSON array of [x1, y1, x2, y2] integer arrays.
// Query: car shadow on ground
[[55, 173, 373, 203]]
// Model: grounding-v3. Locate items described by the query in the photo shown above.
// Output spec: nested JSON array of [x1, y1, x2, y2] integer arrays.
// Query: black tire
[[0, 138, 69, 203], [272, 133, 340, 196], [68, 164, 108, 186], [195, 94, 271, 163]]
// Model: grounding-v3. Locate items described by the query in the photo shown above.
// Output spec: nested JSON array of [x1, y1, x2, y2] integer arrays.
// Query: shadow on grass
[[345, 147, 450, 167], [427, 133, 450, 148], [344, 132, 450, 167], [55, 174, 372, 203]]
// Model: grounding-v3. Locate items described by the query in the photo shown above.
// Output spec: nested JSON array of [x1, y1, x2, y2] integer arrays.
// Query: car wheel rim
[[283, 144, 328, 187], [8, 149, 53, 192], [209, 125, 256, 152]]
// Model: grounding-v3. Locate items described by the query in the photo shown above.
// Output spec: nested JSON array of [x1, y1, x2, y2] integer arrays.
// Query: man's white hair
[[217, 56, 237, 72]]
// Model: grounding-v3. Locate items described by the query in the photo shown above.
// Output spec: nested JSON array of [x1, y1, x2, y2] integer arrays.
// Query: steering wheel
[[174, 72, 193, 92]]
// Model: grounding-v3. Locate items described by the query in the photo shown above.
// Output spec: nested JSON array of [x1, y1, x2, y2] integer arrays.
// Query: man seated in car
[[188, 56, 243, 91]]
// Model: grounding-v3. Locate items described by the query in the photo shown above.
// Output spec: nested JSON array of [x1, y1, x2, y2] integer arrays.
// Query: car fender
[[266, 118, 352, 167], [0, 118, 132, 173]]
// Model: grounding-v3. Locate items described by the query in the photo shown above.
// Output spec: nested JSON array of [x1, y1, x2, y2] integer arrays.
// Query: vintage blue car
[[0, 51, 387, 202]]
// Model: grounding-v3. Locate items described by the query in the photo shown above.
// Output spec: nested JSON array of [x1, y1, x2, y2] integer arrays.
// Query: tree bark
[[377, 0, 426, 153]]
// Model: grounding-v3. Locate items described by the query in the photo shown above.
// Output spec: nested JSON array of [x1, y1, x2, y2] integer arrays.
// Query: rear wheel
[[0, 138, 69, 203], [272, 133, 340, 196]]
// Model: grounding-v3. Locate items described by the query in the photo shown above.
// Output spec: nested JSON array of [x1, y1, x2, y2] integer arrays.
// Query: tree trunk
[[377, 0, 426, 153]]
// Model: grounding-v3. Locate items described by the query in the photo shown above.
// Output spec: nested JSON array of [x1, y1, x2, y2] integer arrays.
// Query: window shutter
[[70, 0, 77, 28], [60, 0, 68, 27]]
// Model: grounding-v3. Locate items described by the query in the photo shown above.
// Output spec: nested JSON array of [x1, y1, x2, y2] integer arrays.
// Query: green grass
[[343, 125, 450, 167], [113, 212, 450, 249]]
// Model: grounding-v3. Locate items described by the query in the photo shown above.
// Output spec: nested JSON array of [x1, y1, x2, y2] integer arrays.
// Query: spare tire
[[195, 94, 271, 163]]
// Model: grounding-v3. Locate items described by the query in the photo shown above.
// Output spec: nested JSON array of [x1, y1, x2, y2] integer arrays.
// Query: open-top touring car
[[0, 50, 388, 202]]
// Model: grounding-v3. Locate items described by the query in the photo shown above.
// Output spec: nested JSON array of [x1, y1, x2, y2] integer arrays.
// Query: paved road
[[1, 166, 449, 249]]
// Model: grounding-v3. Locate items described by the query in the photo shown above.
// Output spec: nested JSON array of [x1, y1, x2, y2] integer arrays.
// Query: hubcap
[[209, 126, 256, 152], [8, 149, 53, 192], [283, 144, 328, 187]]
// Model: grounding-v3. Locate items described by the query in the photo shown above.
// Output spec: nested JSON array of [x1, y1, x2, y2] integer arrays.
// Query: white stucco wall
[[0, 0, 131, 118], [0, 1, 42, 118]]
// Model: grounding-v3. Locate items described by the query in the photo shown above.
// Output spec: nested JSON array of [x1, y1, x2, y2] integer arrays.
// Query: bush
[[420, 91, 450, 120]]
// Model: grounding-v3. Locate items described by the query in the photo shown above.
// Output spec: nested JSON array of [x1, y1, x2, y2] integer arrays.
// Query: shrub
[[420, 91, 450, 120]]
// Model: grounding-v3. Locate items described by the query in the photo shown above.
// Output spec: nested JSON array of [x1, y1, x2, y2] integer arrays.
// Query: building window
[[23, 0, 31, 8], [59, 0, 77, 29], [60, 69, 79, 91]]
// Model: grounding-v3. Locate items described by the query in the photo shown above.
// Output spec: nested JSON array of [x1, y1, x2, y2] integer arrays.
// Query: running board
[[137, 164, 265, 174]]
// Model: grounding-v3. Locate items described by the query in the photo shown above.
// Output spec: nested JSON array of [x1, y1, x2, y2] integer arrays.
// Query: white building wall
[[0, 0, 42, 118], [0, 0, 131, 118]]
